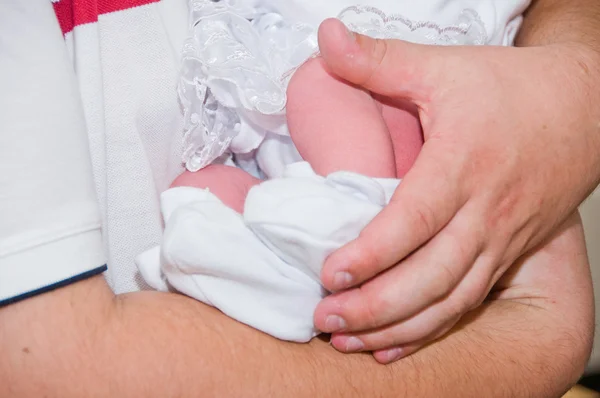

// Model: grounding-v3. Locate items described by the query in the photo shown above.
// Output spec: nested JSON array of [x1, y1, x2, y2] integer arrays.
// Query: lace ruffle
[[178, 1, 487, 172]]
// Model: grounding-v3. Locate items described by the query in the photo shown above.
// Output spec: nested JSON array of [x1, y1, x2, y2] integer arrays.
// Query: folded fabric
[[137, 162, 399, 342]]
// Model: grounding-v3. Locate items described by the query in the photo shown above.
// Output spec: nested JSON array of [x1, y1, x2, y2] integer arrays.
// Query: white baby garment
[[137, 162, 399, 341]]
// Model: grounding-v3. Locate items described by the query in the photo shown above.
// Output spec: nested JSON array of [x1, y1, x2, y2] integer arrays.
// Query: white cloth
[[0, 0, 529, 304], [137, 162, 399, 341]]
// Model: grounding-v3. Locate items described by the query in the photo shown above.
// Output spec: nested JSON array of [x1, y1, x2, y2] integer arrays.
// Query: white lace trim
[[178, 1, 487, 172], [338, 6, 486, 44]]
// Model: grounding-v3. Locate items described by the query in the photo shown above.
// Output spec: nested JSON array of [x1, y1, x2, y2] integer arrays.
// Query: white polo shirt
[[0, 0, 530, 304]]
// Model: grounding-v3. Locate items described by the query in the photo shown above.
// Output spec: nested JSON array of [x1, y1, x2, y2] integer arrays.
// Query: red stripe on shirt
[[53, 0, 159, 35], [53, 0, 76, 35], [97, 0, 159, 15]]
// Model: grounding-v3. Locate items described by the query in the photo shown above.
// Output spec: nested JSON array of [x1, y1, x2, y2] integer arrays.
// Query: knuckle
[[413, 201, 438, 238], [353, 286, 384, 329], [365, 324, 422, 350], [451, 236, 475, 265], [427, 263, 459, 299], [400, 322, 432, 344], [361, 286, 394, 328], [365, 331, 397, 351], [448, 289, 481, 318], [446, 298, 469, 320], [354, 232, 386, 274], [466, 281, 492, 310], [359, 37, 388, 87], [427, 235, 479, 299], [372, 38, 388, 67]]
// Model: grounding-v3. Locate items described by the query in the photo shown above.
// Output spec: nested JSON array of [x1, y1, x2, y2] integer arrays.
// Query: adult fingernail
[[333, 271, 353, 290], [383, 347, 404, 363], [344, 337, 364, 352], [324, 315, 347, 332]]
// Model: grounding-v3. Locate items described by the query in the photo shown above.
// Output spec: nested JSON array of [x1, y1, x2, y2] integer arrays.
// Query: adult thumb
[[317, 18, 441, 105]]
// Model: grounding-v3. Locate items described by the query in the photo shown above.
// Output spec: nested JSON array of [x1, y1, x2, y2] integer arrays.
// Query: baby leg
[[376, 97, 424, 178], [171, 165, 261, 214], [287, 57, 396, 178]]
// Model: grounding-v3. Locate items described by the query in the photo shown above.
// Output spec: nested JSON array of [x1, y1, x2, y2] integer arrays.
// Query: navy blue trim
[[0, 265, 108, 307]]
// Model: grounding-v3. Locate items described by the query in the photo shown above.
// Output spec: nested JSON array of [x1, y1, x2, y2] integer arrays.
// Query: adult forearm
[[517, 0, 600, 49], [1, 248, 591, 398]]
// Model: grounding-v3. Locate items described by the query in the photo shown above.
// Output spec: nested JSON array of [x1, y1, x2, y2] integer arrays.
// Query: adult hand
[[313, 18, 600, 364]]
